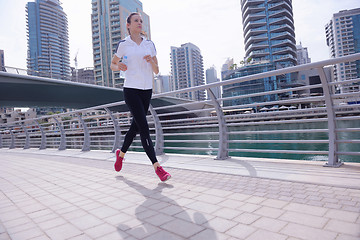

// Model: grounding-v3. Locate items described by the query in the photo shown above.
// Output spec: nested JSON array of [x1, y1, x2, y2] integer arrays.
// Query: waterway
[[162, 120, 360, 163]]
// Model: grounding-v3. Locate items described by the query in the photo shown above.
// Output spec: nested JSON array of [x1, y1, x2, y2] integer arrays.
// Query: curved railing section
[[1, 53, 360, 167]]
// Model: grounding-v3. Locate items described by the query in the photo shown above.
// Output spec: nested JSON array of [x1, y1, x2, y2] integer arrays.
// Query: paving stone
[[69, 214, 104, 230], [212, 207, 242, 220], [325, 219, 360, 237], [254, 206, 285, 218], [205, 217, 238, 233], [325, 209, 359, 222], [83, 223, 117, 239], [281, 223, 338, 240], [126, 223, 160, 239], [44, 223, 83, 240], [279, 211, 329, 228], [247, 229, 287, 240], [225, 223, 256, 239], [283, 202, 328, 216], [8, 227, 43, 240], [161, 218, 205, 238], [142, 230, 183, 240], [37, 217, 67, 230], [189, 228, 230, 240]]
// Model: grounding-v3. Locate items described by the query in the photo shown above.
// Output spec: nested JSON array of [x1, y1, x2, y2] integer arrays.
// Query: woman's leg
[[120, 119, 138, 156], [123, 88, 158, 164]]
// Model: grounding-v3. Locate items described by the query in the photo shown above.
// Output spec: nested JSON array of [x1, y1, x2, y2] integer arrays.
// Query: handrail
[[1, 53, 360, 166]]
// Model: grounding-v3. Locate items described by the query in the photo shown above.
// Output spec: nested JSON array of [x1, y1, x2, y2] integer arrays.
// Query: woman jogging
[[110, 12, 171, 182]]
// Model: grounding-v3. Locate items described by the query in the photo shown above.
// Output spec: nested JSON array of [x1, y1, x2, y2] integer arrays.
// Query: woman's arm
[[110, 55, 127, 71]]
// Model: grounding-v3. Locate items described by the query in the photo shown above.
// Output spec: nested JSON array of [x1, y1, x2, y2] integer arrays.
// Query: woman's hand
[[110, 55, 127, 71], [111, 62, 127, 71], [144, 55, 159, 74]]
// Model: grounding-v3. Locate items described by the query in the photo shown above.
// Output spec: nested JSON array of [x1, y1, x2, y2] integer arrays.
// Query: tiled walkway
[[0, 149, 359, 240]]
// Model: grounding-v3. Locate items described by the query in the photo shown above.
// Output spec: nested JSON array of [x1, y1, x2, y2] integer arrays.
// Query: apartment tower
[[222, 0, 297, 106], [241, 0, 296, 66], [26, 0, 70, 80], [325, 8, 360, 93], [170, 43, 205, 101], [206, 67, 221, 99], [91, 0, 150, 88]]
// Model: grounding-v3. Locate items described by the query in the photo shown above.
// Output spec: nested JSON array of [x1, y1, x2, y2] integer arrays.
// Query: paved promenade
[[0, 148, 360, 240]]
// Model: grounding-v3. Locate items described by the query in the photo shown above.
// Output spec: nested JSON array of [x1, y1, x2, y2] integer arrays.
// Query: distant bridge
[[0, 70, 201, 112]]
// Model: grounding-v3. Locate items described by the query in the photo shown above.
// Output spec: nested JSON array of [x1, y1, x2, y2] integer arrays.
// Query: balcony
[[244, 19, 267, 33], [273, 53, 296, 62], [269, 16, 294, 26], [248, 49, 270, 58], [268, 0, 292, 11], [243, 11, 266, 26], [270, 31, 295, 41], [271, 39, 294, 48], [245, 34, 269, 49], [243, 3, 266, 17], [272, 46, 296, 54]]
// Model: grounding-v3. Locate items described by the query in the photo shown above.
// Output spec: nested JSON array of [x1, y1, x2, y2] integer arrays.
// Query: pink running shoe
[[114, 149, 124, 172], [155, 166, 171, 182]]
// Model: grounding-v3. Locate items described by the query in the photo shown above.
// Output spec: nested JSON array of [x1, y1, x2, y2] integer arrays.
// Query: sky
[[0, 0, 359, 78]]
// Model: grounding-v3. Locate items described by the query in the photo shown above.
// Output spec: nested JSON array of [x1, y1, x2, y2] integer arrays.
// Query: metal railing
[[1, 53, 360, 167]]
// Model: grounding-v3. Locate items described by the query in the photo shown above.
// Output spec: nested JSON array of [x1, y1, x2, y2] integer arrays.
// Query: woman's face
[[127, 14, 143, 35]]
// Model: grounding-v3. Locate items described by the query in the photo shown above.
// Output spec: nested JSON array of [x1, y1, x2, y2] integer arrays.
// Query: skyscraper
[[170, 43, 205, 101], [242, 0, 296, 67], [206, 67, 221, 99], [222, 0, 297, 106], [26, 0, 70, 80], [325, 8, 360, 93], [296, 42, 311, 65], [91, 0, 150, 88]]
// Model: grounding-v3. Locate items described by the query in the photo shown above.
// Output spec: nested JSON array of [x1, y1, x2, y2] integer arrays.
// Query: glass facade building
[[222, 0, 297, 106], [325, 8, 360, 93], [170, 43, 205, 101], [26, 0, 70, 80], [242, 0, 296, 67], [91, 0, 150, 88]]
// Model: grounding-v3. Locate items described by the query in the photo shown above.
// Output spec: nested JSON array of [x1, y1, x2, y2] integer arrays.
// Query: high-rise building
[[206, 67, 221, 99], [0, 50, 5, 72], [170, 43, 205, 101], [222, 0, 298, 106], [71, 67, 95, 85], [154, 75, 170, 94], [26, 0, 70, 80], [296, 42, 311, 65], [325, 8, 360, 93], [91, 0, 150, 88], [242, 0, 296, 67]]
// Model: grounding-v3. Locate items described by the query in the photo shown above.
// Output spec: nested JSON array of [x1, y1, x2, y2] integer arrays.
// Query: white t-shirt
[[115, 36, 156, 90]]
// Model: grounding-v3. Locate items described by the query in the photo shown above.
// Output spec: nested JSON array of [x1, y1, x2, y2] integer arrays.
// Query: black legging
[[121, 87, 158, 164]]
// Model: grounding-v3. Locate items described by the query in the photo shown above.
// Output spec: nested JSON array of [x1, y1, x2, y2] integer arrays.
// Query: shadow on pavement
[[115, 176, 218, 239]]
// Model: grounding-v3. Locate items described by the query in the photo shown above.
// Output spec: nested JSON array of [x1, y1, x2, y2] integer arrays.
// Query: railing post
[[317, 67, 343, 167], [105, 108, 122, 153], [9, 128, 15, 149], [77, 113, 90, 151], [22, 124, 30, 149], [207, 89, 229, 160], [35, 120, 46, 150], [0, 131, 2, 148], [53, 117, 66, 150], [149, 104, 164, 156]]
